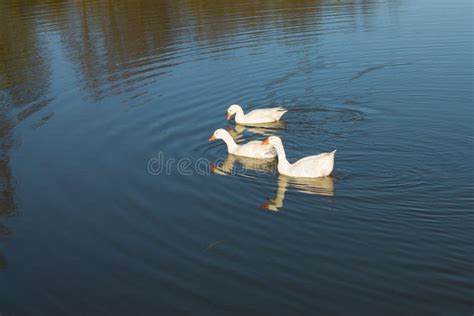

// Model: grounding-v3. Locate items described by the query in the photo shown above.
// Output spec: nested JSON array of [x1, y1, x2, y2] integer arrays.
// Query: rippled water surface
[[0, 0, 473, 315]]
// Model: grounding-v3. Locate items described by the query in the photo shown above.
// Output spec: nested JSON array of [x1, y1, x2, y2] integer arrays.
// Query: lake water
[[0, 0, 473, 315]]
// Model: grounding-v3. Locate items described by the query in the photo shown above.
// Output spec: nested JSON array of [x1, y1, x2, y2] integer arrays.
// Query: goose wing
[[234, 140, 277, 159], [289, 151, 336, 177], [245, 107, 287, 121]]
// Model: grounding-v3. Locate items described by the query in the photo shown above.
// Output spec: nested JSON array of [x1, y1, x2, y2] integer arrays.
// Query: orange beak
[[209, 163, 217, 172], [209, 134, 217, 141], [262, 138, 269, 145], [226, 112, 232, 120]]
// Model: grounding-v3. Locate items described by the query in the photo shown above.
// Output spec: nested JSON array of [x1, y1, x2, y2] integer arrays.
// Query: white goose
[[209, 129, 276, 159], [262, 136, 336, 178], [226, 104, 287, 125]]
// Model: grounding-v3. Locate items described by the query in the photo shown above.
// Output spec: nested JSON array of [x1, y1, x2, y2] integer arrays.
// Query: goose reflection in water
[[210, 154, 276, 176], [210, 155, 334, 211], [263, 175, 334, 212], [226, 120, 287, 142]]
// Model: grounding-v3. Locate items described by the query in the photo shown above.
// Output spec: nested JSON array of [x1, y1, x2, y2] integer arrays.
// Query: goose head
[[209, 128, 228, 142], [262, 136, 283, 147], [262, 136, 286, 160], [226, 104, 242, 120]]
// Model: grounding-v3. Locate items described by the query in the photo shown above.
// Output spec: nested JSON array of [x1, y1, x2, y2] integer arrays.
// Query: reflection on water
[[0, 113, 17, 268], [211, 154, 334, 212], [264, 175, 335, 212], [0, 134, 16, 220], [2, 0, 342, 278], [0, 0, 473, 314], [0, 221, 9, 271], [227, 121, 287, 141], [0, 252, 6, 271], [0, 0, 380, 108], [56, 1, 181, 102], [211, 154, 276, 176], [0, 2, 51, 109]]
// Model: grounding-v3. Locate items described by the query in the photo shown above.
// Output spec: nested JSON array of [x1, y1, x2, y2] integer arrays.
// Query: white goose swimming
[[262, 136, 336, 178], [209, 129, 276, 159], [226, 104, 287, 125]]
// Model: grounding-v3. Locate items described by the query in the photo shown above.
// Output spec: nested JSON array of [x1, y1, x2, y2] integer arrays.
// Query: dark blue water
[[0, 0, 473, 315]]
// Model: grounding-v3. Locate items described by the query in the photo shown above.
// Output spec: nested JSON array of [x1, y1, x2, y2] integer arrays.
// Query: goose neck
[[273, 143, 290, 172], [221, 132, 238, 153], [235, 107, 245, 122]]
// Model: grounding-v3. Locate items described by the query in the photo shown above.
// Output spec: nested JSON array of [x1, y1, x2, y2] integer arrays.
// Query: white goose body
[[227, 104, 287, 125], [209, 129, 276, 159], [263, 136, 335, 178]]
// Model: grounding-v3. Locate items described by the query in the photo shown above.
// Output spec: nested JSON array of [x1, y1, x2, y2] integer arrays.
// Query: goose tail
[[276, 107, 288, 119]]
